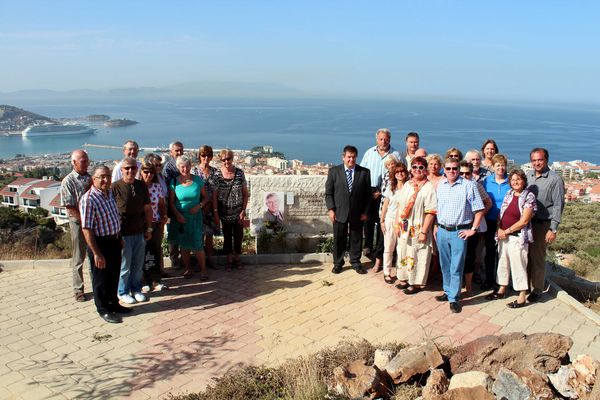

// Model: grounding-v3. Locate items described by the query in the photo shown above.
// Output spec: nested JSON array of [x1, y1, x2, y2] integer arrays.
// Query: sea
[[2, 96, 600, 165]]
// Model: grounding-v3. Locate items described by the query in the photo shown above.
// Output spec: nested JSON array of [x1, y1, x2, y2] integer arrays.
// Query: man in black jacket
[[325, 145, 372, 274]]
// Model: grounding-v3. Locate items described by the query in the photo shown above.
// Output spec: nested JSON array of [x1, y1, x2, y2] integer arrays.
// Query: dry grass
[[0, 241, 70, 260], [167, 339, 416, 400]]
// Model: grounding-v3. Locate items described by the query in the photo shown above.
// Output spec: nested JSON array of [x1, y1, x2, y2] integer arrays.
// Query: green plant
[[316, 231, 333, 253]]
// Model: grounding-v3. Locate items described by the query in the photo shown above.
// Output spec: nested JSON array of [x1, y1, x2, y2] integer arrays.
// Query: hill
[[0, 105, 55, 133]]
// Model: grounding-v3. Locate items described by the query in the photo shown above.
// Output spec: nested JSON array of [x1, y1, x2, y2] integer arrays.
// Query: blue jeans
[[437, 227, 468, 303], [118, 234, 145, 296]]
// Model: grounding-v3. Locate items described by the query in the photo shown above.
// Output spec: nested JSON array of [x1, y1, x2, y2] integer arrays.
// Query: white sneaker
[[119, 294, 137, 304], [133, 292, 148, 302], [154, 283, 168, 291], [141, 285, 151, 293]]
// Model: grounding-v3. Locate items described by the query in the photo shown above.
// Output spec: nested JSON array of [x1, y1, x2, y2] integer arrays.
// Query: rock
[[492, 367, 532, 400], [373, 349, 395, 370], [422, 369, 449, 399], [548, 365, 578, 399], [431, 386, 494, 400], [514, 368, 556, 400], [449, 332, 572, 378], [448, 371, 492, 391], [571, 354, 599, 390], [384, 341, 444, 384], [330, 359, 390, 399]]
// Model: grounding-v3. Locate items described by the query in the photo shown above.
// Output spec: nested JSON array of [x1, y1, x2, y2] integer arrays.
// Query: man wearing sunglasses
[[112, 157, 153, 305], [435, 157, 485, 313]]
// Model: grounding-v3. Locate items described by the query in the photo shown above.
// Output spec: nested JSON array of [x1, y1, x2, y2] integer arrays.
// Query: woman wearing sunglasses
[[192, 145, 220, 269], [139, 160, 168, 291], [380, 163, 408, 283], [213, 149, 249, 270], [395, 156, 437, 294]]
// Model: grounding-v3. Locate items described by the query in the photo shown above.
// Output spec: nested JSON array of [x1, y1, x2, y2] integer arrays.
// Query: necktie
[[346, 169, 353, 191]]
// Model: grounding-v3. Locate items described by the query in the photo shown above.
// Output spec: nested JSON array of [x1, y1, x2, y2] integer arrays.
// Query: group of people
[[62, 131, 564, 322], [60, 140, 248, 323], [325, 130, 564, 313]]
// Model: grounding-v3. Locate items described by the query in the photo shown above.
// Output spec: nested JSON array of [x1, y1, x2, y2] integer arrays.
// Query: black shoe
[[449, 302, 462, 313], [435, 293, 448, 302], [527, 292, 541, 303], [112, 305, 133, 314], [480, 282, 494, 291], [331, 266, 343, 274], [100, 312, 122, 324], [354, 266, 367, 274]]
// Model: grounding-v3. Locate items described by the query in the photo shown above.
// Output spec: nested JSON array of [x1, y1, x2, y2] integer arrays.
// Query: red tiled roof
[[49, 194, 62, 208], [590, 184, 600, 194], [19, 193, 39, 200], [29, 180, 60, 189], [0, 178, 41, 196]]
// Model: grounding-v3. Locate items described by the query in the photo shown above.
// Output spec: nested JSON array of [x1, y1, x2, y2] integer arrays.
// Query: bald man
[[60, 149, 92, 302]]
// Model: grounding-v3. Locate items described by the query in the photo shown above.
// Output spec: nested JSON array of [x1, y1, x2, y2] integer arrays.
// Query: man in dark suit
[[325, 145, 372, 274]]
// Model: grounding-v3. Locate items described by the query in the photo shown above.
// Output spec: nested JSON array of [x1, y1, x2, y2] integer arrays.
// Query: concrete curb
[[547, 278, 600, 326]]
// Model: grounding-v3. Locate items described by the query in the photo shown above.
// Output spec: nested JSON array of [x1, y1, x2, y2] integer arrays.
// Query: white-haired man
[[60, 149, 92, 302], [112, 140, 142, 181]]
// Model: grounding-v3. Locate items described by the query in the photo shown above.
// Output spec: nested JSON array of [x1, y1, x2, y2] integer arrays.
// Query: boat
[[22, 123, 95, 137]]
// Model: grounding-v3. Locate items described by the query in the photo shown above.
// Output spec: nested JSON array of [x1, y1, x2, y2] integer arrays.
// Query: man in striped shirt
[[80, 166, 131, 324], [435, 157, 485, 313]]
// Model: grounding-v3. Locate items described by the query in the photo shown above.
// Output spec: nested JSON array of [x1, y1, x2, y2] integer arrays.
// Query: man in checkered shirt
[[435, 157, 485, 313]]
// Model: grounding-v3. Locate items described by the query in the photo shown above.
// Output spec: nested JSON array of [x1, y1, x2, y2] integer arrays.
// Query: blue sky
[[2, 0, 600, 103]]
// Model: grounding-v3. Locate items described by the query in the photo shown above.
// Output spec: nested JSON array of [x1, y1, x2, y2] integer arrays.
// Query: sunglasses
[[123, 166, 137, 171], [449, 154, 460, 158], [445, 167, 459, 171], [411, 165, 425, 170], [141, 170, 154, 174], [459, 171, 471, 176], [200, 154, 212, 158], [221, 157, 232, 162]]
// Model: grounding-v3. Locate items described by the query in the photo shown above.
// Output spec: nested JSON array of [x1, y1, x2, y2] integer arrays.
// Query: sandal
[[183, 270, 192, 279], [507, 300, 527, 309], [403, 286, 422, 295], [396, 281, 409, 290], [384, 275, 395, 284], [485, 291, 506, 300]]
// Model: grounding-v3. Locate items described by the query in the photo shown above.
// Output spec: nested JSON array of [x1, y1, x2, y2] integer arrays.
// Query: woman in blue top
[[481, 153, 510, 291], [168, 155, 209, 280]]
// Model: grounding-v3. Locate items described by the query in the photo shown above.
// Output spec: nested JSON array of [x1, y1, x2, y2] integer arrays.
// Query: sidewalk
[[0, 259, 598, 399]]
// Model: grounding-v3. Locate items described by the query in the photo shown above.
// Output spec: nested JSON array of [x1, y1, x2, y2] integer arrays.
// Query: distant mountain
[[0, 105, 55, 132], [0, 81, 303, 100]]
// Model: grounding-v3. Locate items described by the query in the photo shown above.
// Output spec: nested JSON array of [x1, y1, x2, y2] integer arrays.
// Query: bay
[[2, 97, 600, 165]]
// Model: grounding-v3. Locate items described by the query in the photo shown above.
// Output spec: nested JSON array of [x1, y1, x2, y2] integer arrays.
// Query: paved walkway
[[1, 259, 598, 399]]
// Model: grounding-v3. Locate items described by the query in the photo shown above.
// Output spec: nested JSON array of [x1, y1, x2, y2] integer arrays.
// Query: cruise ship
[[22, 123, 95, 137]]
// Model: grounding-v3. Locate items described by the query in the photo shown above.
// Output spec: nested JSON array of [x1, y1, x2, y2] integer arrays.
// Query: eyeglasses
[[221, 157, 232, 162], [141, 170, 154, 175], [459, 171, 472, 176], [123, 166, 137, 171], [93, 174, 110, 180], [396, 170, 407, 174], [411, 165, 425, 170], [445, 167, 459, 171]]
